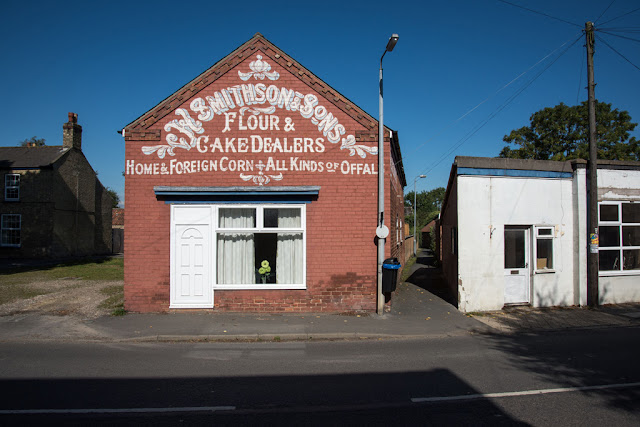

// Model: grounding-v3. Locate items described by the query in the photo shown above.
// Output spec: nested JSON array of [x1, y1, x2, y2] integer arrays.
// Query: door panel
[[171, 206, 213, 308], [504, 227, 530, 305]]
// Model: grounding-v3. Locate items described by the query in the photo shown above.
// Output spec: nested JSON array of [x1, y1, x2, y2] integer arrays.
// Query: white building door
[[504, 227, 530, 305], [171, 206, 213, 308]]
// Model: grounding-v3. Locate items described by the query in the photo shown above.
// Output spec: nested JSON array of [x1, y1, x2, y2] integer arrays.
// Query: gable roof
[[0, 146, 69, 169], [122, 33, 407, 187], [421, 220, 436, 233], [123, 33, 381, 134]]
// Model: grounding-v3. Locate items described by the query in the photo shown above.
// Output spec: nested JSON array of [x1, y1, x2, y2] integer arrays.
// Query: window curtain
[[276, 209, 303, 284], [217, 209, 255, 284]]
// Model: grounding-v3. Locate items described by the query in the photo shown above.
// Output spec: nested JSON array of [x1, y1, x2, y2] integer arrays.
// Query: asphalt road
[[1, 326, 639, 426]]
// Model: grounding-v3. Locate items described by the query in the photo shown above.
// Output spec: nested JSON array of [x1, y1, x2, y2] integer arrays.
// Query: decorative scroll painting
[[127, 55, 378, 184]]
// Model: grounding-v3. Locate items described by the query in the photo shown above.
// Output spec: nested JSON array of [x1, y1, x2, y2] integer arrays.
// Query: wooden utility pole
[[586, 21, 599, 307]]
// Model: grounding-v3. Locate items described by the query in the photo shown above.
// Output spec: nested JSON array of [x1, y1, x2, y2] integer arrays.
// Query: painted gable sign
[[126, 55, 378, 184]]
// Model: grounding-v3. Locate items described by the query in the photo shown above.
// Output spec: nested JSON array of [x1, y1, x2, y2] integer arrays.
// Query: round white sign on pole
[[376, 225, 389, 239]]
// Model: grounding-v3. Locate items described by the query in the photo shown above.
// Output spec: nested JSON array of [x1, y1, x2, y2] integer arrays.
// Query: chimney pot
[[63, 112, 82, 150]]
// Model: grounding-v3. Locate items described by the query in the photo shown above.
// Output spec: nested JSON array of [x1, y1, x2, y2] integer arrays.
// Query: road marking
[[411, 381, 640, 403], [0, 406, 236, 415], [5, 382, 640, 415]]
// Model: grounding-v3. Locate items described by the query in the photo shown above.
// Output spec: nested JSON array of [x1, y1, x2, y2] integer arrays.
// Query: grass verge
[[1, 258, 124, 285], [99, 284, 126, 316], [400, 255, 418, 282], [0, 284, 52, 306]]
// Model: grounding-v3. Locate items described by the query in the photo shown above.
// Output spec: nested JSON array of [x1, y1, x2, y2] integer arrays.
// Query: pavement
[[1, 249, 639, 343]]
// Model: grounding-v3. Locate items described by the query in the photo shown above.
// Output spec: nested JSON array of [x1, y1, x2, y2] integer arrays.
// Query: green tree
[[499, 101, 639, 161], [404, 186, 445, 235], [19, 136, 46, 147], [106, 188, 120, 208]]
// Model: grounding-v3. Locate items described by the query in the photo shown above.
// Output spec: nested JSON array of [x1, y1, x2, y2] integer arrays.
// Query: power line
[[496, 0, 582, 28], [598, 6, 640, 26], [598, 27, 640, 33], [577, 46, 585, 104], [398, 33, 583, 173], [597, 30, 640, 44], [597, 35, 640, 72], [594, 0, 617, 24], [416, 33, 583, 180]]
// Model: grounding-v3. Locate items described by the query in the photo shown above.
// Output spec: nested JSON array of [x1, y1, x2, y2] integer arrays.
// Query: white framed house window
[[534, 226, 555, 272], [5, 174, 20, 201], [214, 204, 306, 289], [599, 202, 640, 273], [1, 214, 21, 247]]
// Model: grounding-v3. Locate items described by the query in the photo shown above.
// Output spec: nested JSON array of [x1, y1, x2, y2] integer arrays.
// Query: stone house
[[0, 113, 113, 258]]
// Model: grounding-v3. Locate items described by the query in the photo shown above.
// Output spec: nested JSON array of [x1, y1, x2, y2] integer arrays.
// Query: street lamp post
[[377, 34, 399, 315], [413, 175, 426, 257]]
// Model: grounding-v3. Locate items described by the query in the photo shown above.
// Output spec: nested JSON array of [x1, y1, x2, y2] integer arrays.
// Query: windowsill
[[599, 271, 640, 277], [213, 284, 307, 290], [0, 244, 20, 248], [534, 269, 555, 274], [170, 303, 214, 309]]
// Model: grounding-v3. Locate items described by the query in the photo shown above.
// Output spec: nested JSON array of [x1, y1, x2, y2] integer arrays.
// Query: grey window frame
[[4, 174, 20, 201], [1, 214, 21, 247]]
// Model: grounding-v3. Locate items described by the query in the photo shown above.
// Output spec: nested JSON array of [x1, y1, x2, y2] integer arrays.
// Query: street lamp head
[[414, 174, 426, 183], [386, 34, 399, 52]]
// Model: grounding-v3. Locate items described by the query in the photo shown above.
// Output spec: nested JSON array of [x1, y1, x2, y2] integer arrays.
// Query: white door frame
[[170, 205, 214, 308], [504, 226, 531, 305]]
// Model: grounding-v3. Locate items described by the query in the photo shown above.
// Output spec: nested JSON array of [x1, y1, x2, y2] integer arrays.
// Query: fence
[[404, 235, 415, 261]]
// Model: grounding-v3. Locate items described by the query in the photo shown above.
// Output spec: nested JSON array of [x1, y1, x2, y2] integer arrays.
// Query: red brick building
[[122, 33, 406, 312]]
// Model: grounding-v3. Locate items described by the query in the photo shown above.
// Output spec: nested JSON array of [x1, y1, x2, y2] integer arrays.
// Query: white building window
[[215, 205, 305, 288], [534, 226, 554, 272], [5, 174, 20, 201], [599, 202, 640, 273], [1, 214, 21, 247]]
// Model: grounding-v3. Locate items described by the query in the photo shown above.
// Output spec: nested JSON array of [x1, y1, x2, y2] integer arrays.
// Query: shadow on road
[[479, 326, 640, 415], [0, 368, 526, 425]]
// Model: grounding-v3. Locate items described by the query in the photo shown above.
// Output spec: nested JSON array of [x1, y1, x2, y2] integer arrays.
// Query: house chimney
[[63, 112, 82, 150]]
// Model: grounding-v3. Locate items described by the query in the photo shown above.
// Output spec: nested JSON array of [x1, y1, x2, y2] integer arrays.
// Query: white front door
[[171, 206, 213, 308], [504, 227, 530, 305]]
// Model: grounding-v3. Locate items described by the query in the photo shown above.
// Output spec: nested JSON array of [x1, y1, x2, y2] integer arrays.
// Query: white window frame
[[533, 226, 555, 273], [4, 174, 20, 201], [598, 201, 640, 276], [1, 214, 21, 247], [213, 203, 307, 290]]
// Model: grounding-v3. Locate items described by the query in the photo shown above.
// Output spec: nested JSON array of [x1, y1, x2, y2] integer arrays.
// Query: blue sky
[[1, 0, 638, 205]]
